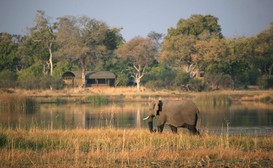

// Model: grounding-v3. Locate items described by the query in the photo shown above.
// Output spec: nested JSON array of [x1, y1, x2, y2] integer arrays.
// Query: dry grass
[[0, 128, 272, 167], [2, 88, 273, 103]]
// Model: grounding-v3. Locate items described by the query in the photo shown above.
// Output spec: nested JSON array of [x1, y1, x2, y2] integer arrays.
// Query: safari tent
[[62, 71, 116, 87]]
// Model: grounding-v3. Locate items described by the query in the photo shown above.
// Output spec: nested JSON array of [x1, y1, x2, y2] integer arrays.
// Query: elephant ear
[[156, 100, 163, 115]]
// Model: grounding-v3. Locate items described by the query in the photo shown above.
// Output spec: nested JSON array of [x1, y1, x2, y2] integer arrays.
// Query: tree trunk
[[49, 47, 53, 76], [47, 41, 54, 76], [80, 58, 86, 87], [133, 64, 146, 92], [136, 78, 140, 92]]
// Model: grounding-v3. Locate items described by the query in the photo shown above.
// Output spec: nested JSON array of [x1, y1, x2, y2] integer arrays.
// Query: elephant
[[143, 100, 200, 134]]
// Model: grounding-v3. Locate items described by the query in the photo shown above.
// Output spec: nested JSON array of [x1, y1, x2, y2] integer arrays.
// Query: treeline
[[0, 11, 272, 91]]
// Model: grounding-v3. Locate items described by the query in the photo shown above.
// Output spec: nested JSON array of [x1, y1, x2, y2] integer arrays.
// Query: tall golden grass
[[0, 128, 272, 167]]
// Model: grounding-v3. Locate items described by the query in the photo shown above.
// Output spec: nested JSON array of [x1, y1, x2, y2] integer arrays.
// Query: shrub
[[115, 73, 129, 86], [143, 65, 176, 89], [258, 75, 273, 89], [205, 73, 234, 90], [39, 76, 64, 90], [0, 70, 17, 88]]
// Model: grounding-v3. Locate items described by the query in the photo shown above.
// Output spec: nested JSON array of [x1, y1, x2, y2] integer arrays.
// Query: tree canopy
[[116, 37, 157, 92], [0, 12, 272, 90]]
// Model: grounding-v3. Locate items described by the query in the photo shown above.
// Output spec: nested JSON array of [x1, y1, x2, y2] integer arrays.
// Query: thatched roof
[[86, 71, 116, 79], [62, 71, 115, 79], [62, 71, 75, 78]]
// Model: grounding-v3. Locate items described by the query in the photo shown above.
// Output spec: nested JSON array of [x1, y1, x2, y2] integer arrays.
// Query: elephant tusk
[[143, 116, 150, 121]]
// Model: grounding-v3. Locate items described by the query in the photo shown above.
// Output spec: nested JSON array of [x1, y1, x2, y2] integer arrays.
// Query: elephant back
[[164, 100, 199, 127]]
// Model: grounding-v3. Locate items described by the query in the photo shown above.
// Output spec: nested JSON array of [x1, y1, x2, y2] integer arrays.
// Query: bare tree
[[117, 37, 156, 92]]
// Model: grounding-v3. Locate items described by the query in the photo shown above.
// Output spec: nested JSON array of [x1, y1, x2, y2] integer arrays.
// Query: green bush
[[39, 76, 64, 90], [17, 65, 64, 90], [115, 73, 129, 86], [258, 75, 273, 89], [0, 70, 17, 88], [143, 65, 176, 89]]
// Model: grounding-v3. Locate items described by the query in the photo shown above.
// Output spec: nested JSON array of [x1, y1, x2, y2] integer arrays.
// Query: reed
[[84, 95, 109, 106], [241, 93, 273, 103], [0, 128, 272, 167], [194, 93, 232, 106], [0, 94, 37, 113]]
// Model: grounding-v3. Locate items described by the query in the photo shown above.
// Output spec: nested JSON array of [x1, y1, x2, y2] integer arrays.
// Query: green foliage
[[17, 65, 63, 89], [258, 76, 273, 89], [252, 24, 273, 78], [144, 65, 176, 89], [0, 33, 19, 71], [115, 73, 129, 86], [53, 62, 75, 77], [174, 70, 191, 86], [167, 14, 222, 39], [1, 13, 273, 90], [204, 73, 234, 90], [0, 70, 18, 88]]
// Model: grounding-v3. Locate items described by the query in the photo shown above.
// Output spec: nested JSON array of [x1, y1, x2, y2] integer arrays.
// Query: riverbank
[[1, 87, 273, 103], [0, 128, 272, 167]]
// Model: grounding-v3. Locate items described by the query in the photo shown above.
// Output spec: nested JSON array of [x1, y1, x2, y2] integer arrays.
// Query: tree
[[148, 31, 163, 59], [17, 33, 49, 74], [253, 23, 273, 79], [56, 16, 122, 86], [194, 38, 229, 72], [167, 14, 222, 40], [159, 35, 196, 76], [0, 33, 19, 71], [29, 10, 56, 76], [160, 14, 223, 78], [116, 37, 157, 92]]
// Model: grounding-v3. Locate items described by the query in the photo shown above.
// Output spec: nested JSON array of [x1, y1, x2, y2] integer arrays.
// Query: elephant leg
[[169, 125, 178, 134], [188, 126, 199, 135], [157, 124, 165, 133]]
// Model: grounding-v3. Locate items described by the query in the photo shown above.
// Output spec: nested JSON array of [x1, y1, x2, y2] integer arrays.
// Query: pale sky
[[1, 0, 273, 40]]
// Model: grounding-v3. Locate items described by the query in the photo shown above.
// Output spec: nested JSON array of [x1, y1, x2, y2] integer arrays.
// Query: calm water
[[1, 101, 273, 135]]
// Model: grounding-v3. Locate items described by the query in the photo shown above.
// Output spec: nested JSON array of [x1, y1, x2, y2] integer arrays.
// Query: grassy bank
[[0, 128, 272, 167], [1, 88, 273, 104]]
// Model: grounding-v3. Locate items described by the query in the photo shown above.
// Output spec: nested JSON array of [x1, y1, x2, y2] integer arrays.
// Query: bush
[[39, 76, 64, 90], [115, 73, 129, 86], [17, 65, 64, 90], [17, 74, 41, 89], [258, 75, 273, 89], [0, 70, 17, 88], [174, 70, 191, 86], [205, 73, 234, 90], [143, 65, 176, 89]]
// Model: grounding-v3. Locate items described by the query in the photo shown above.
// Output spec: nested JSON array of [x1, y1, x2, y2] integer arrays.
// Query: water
[[1, 101, 273, 135]]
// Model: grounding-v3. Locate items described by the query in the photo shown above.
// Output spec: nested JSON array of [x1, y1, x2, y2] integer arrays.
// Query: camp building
[[62, 71, 116, 87]]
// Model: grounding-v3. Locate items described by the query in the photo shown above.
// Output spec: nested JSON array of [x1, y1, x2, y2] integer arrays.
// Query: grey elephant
[[143, 100, 200, 134]]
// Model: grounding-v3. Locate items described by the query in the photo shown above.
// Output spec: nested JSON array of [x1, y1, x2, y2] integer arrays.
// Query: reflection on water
[[0, 101, 273, 135]]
